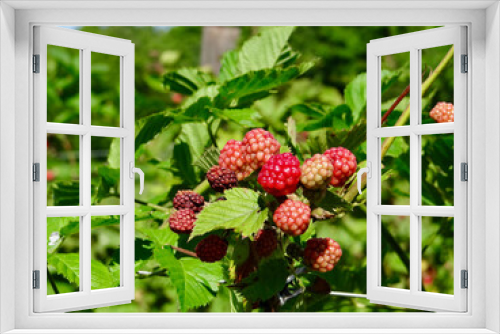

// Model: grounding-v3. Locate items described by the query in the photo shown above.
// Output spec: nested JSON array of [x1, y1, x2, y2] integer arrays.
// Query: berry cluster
[[207, 165, 238, 193], [219, 129, 280, 181], [273, 199, 311, 236], [173, 190, 205, 213], [195, 235, 228, 263], [169, 129, 353, 271], [304, 238, 342, 272], [429, 102, 454, 123], [324, 147, 357, 187], [257, 153, 301, 197], [254, 229, 278, 258]]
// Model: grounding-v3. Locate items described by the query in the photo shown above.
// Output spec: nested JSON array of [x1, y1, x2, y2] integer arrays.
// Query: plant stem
[[381, 84, 410, 124], [344, 46, 454, 203], [47, 269, 60, 294], [194, 179, 211, 194], [167, 244, 198, 258], [134, 198, 171, 213]]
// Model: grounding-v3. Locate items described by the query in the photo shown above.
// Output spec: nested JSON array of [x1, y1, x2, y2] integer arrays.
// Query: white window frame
[[0, 1, 498, 333], [33, 26, 136, 313], [366, 26, 468, 312]]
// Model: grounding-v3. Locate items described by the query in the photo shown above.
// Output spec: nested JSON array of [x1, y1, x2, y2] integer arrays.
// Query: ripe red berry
[[300, 154, 334, 190], [195, 235, 228, 263], [219, 139, 255, 180], [257, 153, 301, 197], [206, 165, 238, 193], [304, 237, 342, 273], [273, 199, 311, 236], [323, 147, 357, 187], [169, 209, 196, 234], [241, 129, 281, 170], [171, 92, 183, 104], [254, 229, 278, 258], [429, 102, 454, 123], [173, 190, 205, 213]]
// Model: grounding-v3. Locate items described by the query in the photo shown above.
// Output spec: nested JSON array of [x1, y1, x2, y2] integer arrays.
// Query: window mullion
[[409, 47, 421, 294], [81, 47, 92, 294]]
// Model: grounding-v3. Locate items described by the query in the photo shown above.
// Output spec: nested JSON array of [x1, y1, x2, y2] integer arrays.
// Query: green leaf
[[139, 228, 179, 248], [344, 73, 366, 121], [317, 188, 353, 212], [241, 258, 289, 302], [135, 112, 174, 150], [48, 253, 80, 286], [192, 146, 221, 173], [214, 65, 313, 109], [212, 108, 264, 128], [48, 253, 117, 290], [163, 68, 215, 95], [60, 215, 120, 236], [297, 104, 353, 132], [155, 248, 224, 311], [191, 188, 268, 239], [239, 27, 295, 73], [219, 49, 241, 83]]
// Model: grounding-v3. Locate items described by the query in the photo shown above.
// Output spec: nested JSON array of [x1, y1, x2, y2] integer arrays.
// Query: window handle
[[129, 162, 144, 195], [357, 162, 371, 195]]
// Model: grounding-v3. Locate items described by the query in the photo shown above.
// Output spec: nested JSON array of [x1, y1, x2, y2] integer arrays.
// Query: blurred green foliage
[[45, 26, 455, 313]]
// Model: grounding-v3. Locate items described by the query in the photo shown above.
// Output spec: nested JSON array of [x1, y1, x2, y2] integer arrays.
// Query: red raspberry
[[169, 209, 196, 234], [206, 165, 238, 193], [195, 235, 228, 263], [257, 153, 301, 197], [304, 237, 342, 273], [300, 154, 334, 190], [429, 102, 454, 123], [173, 190, 205, 213], [241, 129, 281, 170], [254, 229, 278, 258], [273, 199, 311, 236], [219, 139, 255, 180], [323, 147, 357, 187]]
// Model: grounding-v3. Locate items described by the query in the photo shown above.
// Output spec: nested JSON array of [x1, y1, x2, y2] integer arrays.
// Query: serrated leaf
[[214, 66, 312, 109], [241, 258, 289, 302], [239, 27, 295, 73], [163, 68, 215, 95], [297, 104, 353, 132], [155, 248, 224, 311], [192, 146, 221, 172], [48, 253, 117, 290], [219, 49, 241, 83], [135, 112, 174, 150], [191, 188, 268, 239]]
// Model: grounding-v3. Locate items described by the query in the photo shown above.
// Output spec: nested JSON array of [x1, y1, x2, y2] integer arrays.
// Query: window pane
[[381, 137, 410, 205], [91, 215, 121, 290], [47, 45, 80, 124], [91, 137, 121, 205], [47, 216, 80, 295], [421, 45, 454, 125], [47, 134, 80, 206], [421, 134, 454, 206], [91, 52, 121, 127], [381, 52, 410, 127], [381, 215, 410, 290], [421, 216, 454, 295]]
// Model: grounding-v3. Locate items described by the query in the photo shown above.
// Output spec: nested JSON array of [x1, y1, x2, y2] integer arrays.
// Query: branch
[[134, 198, 171, 213], [167, 244, 198, 258], [47, 269, 60, 294]]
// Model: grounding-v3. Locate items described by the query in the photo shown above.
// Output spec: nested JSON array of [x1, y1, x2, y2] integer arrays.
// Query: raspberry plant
[[45, 26, 457, 312]]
